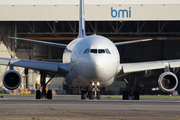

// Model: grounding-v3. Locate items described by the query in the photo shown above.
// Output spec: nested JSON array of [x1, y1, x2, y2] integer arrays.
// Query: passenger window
[[90, 49, 97, 53], [98, 49, 105, 54], [83, 48, 90, 54], [105, 49, 111, 54]]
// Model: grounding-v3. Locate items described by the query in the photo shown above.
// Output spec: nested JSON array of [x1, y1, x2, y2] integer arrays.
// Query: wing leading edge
[[0, 57, 70, 77], [118, 60, 180, 75]]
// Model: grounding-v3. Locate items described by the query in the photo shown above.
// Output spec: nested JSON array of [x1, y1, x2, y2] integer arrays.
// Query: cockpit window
[[83, 48, 90, 54], [105, 49, 111, 54], [90, 49, 97, 53], [98, 49, 105, 54], [84, 49, 111, 54]]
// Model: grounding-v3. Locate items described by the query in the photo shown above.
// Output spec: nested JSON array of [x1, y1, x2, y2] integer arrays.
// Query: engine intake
[[3, 70, 21, 90], [158, 72, 178, 92]]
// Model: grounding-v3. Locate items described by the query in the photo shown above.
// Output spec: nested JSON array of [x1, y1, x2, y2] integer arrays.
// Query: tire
[[81, 90, 86, 100], [97, 92, 100, 100], [89, 91, 94, 99], [47, 90, 52, 99], [134, 91, 140, 100], [122, 91, 128, 100], [36, 90, 41, 99]]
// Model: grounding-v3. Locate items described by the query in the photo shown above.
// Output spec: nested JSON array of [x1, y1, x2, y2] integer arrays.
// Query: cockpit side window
[[90, 49, 97, 53], [98, 49, 105, 54], [105, 49, 111, 54], [83, 48, 90, 54]]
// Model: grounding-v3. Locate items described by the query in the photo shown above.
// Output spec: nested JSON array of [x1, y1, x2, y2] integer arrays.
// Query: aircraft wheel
[[36, 90, 41, 99], [134, 91, 140, 100], [97, 92, 100, 100], [47, 90, 52, 99], [122, 91, 128, 100], [89, 91, 94, 99], [81, 90, 86, 100]]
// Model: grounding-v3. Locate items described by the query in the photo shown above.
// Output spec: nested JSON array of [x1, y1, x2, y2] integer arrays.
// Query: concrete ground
[[0, 95, 179, 120]]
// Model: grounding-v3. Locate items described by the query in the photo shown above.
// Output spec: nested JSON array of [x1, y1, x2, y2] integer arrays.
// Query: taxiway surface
[[0, 95, 179, 120], [0, 95, 180, 111]]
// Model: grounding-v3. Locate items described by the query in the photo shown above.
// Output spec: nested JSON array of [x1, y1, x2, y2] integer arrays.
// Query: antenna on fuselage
[[78, 0, 86, 38]]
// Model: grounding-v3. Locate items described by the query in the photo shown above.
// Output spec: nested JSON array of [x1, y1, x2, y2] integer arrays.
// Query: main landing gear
[[81, 81, 101, 100], [122, 73, 140, 100], [36, 71, 54, 99]]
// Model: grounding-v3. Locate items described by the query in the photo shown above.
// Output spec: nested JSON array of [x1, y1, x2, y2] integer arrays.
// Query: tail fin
[[78, 0, 86, 38]]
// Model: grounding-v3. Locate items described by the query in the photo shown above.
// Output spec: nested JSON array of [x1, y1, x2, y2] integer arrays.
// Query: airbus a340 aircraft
[[1, 0, 179, 100]]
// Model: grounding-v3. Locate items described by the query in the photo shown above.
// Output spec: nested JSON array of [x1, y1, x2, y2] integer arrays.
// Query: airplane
[[1, 0, 179, 100]]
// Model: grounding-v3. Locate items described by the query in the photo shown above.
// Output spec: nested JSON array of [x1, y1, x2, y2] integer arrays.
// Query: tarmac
[[0, 95, 179, 120]]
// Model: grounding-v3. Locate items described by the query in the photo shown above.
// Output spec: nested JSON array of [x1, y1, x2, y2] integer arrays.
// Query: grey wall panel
[[0, 4, 180, 21]]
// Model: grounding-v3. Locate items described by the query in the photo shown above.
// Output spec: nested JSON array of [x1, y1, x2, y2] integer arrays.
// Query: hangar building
[[0, 0, 180, 94]]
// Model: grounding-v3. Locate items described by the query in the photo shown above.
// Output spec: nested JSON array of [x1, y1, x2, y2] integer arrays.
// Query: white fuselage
[[63, 35, 120, 86]]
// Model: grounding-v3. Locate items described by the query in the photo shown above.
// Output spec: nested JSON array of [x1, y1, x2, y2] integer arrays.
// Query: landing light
[[91, 81, 100, 86], [97, 81, 100, 86]]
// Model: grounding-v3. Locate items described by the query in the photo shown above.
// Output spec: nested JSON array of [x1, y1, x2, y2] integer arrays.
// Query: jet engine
[[158, 72, 178, 92], [3, 70, 21, 90]]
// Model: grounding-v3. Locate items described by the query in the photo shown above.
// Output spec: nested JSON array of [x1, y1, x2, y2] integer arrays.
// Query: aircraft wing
[[0, 57, 70, 77], [8, 37, 67, 48], [119, 59, 180, 74]]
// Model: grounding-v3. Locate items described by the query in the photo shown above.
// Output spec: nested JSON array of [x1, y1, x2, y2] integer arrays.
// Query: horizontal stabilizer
[[114, 39, 152, 46], [8, 37, 67, 48]]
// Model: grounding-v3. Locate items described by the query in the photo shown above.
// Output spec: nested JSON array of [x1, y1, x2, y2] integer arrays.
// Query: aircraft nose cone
[[88, 55, 118, 81], [77, 54, 119, 84], [95, 60, 102, 66], [90, 56, 109, 80]]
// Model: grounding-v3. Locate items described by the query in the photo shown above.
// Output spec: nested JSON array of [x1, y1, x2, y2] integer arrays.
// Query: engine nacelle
[[158, 72, 178, 92], [3, 70, 21, 90]]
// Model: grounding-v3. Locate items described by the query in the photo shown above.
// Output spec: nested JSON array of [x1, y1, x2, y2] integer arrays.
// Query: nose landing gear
[[81, 81, 101, 100], [91, 84, 100, 99]]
